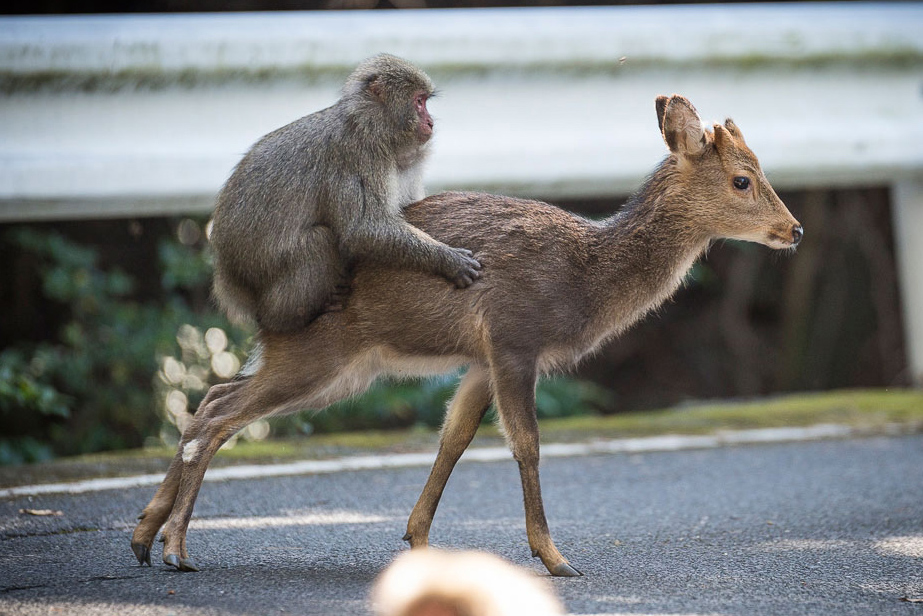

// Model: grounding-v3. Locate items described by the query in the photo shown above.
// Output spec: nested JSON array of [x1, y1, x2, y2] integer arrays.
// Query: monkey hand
[[323, 282, 352, 313], [443, 247, 482, 289]]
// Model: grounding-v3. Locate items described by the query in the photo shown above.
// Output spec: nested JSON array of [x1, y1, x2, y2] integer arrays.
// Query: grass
[[1, 388, 921, 489], [532, 388, 923, 441]]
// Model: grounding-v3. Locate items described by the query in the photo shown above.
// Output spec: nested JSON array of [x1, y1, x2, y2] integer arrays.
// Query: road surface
[[1, 434, 922, 615]]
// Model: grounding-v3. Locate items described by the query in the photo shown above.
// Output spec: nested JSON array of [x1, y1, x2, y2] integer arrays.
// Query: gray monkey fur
[[209, 53, 481, 332]]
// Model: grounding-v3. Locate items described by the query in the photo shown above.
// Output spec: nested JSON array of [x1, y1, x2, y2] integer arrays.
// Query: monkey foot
[[548, 562, 583, 577], [131, 542, 152, 567], [164, 554, 200, 572]]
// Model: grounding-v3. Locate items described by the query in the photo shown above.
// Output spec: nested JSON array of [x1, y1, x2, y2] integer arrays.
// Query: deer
[[131, 94, 802, 576]]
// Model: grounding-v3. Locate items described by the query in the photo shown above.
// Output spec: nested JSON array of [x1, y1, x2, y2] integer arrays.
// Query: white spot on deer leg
[[182, 439, 200, 463]]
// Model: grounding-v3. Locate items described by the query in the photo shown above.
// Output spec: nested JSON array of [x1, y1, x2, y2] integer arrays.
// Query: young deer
[[131, 95, 802, 576]]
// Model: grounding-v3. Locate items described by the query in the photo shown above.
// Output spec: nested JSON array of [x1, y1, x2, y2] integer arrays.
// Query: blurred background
[[0, 1, 920, 464]]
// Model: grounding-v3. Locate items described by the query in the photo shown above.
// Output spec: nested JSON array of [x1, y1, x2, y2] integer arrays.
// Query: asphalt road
[[1, 434, 922, 615]]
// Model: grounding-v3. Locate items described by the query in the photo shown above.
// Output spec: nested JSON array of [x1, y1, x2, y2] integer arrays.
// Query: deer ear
[[660, 95, 707, 157], [655, 95, 669, 135]]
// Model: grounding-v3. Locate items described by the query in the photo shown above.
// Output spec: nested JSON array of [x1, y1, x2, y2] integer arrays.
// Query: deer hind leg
[[155, 376, 303, 571], [404, 365, 492, 548], [131, 380, 244, 567], [153, 341, 374, 572], [490, 354, 581, 577]]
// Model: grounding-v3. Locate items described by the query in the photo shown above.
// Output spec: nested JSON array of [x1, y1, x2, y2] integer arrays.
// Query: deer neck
[[592, 159, 711, 333]]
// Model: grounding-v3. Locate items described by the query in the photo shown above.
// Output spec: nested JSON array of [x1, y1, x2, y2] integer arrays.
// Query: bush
[[0, 224, 611, 464], [0, 225, 249, 462]]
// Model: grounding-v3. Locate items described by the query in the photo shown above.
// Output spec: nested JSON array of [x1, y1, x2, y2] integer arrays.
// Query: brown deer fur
[[131, 94, 802, 576]]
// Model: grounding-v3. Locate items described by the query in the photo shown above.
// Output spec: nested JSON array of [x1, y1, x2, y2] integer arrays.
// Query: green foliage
[[0, 350, 71, 419], [0, 350, 69, 464], [535, 377, 614, 419], [0, 223, 610, 464], [271, 373, 613, 437], [302, 377, 458, 434], [0, 224, 250, 462], [158, 238, 212, 291]]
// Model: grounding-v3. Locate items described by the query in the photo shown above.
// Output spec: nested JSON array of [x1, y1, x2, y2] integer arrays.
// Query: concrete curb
[[0, 423, 857, 499]]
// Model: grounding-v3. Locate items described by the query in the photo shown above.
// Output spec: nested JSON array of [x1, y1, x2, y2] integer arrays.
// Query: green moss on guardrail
[[2, 47, 921, 94]]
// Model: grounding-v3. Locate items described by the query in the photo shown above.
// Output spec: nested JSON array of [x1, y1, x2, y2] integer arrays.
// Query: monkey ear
[[659, 95, 707, 157], [366, 76, 386, 102]]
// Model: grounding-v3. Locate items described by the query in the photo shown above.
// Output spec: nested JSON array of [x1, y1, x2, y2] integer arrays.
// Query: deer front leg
[[491, 355, 582, 577], [130, 381, 244, 567], [405, 366, 492, 548]]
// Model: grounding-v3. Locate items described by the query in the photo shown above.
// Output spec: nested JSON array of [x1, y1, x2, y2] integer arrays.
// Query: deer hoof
[[131, 542, 152, 566], [164, 554, 200, 572], [402, 531, 429, 548], [549, 562, 583, 577]]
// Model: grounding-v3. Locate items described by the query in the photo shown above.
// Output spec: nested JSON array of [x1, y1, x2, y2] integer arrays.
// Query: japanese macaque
[[209, 54, 481, 332]]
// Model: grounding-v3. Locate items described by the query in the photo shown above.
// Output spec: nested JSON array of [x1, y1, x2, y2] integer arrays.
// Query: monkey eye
[[732, 176, 750, 190]]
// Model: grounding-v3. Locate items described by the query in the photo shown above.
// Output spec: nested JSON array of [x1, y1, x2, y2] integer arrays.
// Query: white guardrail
[[0, 3, 922, 381]]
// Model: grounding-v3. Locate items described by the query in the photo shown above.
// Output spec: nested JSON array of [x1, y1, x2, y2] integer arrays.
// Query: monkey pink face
[[415, 92, 434, 142]]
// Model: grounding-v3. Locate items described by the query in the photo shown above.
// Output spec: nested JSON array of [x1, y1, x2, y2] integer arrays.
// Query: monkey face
[[414, 91, 434, 143]]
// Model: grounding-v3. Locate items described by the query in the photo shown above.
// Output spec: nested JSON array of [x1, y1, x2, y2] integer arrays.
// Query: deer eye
[[733, 176, 750, 190]]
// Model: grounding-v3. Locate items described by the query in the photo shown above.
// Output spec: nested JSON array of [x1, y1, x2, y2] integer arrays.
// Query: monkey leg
[[130, 381, 244, 567], [256, 225, 349, 332], [404, 366, 492, 548], [490, 354, 582, 578]]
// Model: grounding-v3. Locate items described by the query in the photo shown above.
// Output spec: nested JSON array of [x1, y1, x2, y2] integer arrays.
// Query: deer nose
[[792, 225, 804, 246]]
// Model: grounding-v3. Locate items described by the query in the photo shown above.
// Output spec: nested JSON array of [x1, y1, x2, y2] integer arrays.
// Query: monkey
[[208, 54, 482, 332]]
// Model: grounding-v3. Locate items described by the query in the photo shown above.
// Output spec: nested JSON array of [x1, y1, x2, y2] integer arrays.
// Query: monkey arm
[[342, 215, 482, 289]]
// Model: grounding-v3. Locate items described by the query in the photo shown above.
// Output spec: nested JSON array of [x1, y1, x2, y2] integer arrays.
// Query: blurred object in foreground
[[373, 549, 563, 616]]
